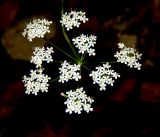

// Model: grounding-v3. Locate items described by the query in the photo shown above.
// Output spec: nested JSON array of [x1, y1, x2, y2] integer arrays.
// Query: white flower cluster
[[114, 43, 142, 70], [89, 63, 120, 91], [72, 34, 97, 56], [59, 60, 81, 83], [21, 12, 143, 114], [23, 47, 54, 95], [22, 18, 52, 41], [23, 69, 51, 95], [60, 10, 88, 30], [63, 87, 94, 114], [31, 47, 54, 68]]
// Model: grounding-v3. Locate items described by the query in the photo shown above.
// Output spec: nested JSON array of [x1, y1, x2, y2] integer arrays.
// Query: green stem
[[46, 40, 78, 62], [82, 64, 92, 72], [93, 61, 118, 64], [62, 23, 79, 60], [81, 61, 118, 72], [61, 0, 64, 14], [61, 0, 79, 60], [103, 61, 118, 64], [53, 60, 64, 64], [51, 77, 59, 82], [80, 52, 87, 62]]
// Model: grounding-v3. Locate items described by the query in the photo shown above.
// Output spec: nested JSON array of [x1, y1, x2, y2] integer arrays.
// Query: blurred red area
[[140, 82, 160, 103], [0, 81, 24, 119], [0, 0, 19, 32]]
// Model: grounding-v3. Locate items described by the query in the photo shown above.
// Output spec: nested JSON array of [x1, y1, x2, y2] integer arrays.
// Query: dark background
[[0, 0, 160, 136]]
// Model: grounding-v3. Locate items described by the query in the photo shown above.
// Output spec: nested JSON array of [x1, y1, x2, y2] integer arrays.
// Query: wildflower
[[114, 43, 142, 70], [22, 18, 52, 41], [30, 47, 54, 68], [89, 63, 120, 91], [59, 60, 81, 83], [23, 69, 51, 95], [60, 10, 88, 30], [62, 87, 94, 114], [72, 34, 97, 56]]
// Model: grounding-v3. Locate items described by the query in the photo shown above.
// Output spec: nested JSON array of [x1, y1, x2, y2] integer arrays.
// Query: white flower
[[63, 87, 94, 114], [60, 10, 88, 31], [22, 69, 51, 95], [114, 43, 142, 70], [72, 34, 97, 56], [22, 18, 52, 41], [58, 60, 81, 83], [30, 47, 54, 68], [89, 63, 120, 91]]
